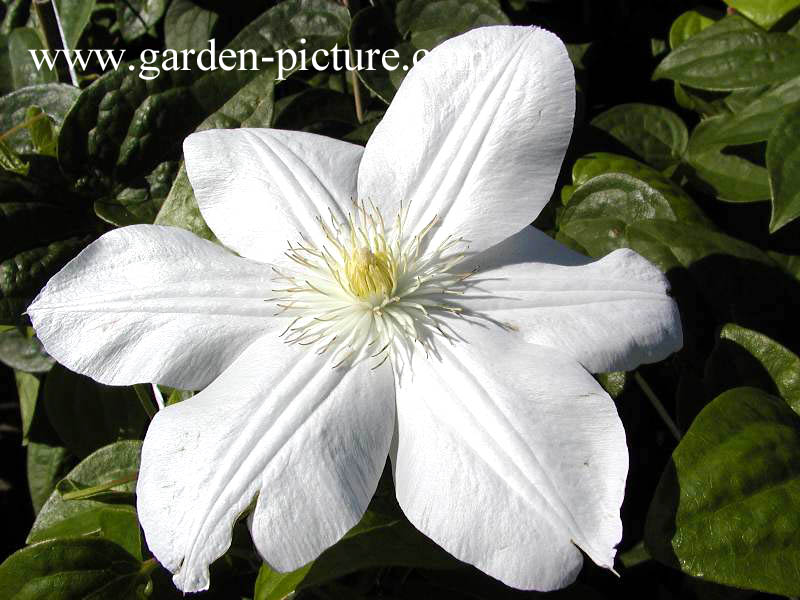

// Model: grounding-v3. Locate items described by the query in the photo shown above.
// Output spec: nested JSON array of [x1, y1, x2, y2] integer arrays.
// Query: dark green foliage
[[2, 1, 800, 599]]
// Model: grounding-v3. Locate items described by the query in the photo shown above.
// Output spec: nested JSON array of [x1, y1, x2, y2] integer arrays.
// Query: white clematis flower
[[28, 25, 682, 593]]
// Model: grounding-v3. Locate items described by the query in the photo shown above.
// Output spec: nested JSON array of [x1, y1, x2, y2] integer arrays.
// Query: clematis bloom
[[28, 26, 682, 593]]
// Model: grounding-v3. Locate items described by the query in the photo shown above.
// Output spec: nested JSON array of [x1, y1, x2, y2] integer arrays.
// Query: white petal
[[461, 231, 683, 372], [392, 327, 628, 591], [184, 128, 363, 263], [137, 335, 395, 593], [358, 26, 575, 256], [470, 225, 591, 271], [28, 225, 276, 389]]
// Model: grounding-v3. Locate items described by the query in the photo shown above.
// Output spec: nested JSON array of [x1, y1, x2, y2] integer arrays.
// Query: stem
[[350, 69, 365, 124], [140, 557, 159, 576], [634, 371, 681, 442], [340, 0, 365, 124], [32, 0, 77, 85], [134, 384, 157, 419], [151, 383, 165, 410], [61, 472, 139, 501]]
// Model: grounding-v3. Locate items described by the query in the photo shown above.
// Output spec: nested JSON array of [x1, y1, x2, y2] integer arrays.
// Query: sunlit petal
[[359, 26, 575, 255], [392, 325, 627, 591], [28, 225, 275, 389], [137, 335, 395, 592], [184, 128, 363, 263]]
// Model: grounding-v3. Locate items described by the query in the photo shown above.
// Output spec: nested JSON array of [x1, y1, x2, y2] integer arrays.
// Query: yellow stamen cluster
[[269, 200, 475, 369], [344, 247, 395, 300]]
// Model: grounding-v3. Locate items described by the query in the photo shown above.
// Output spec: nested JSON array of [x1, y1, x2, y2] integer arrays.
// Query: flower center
[[270, 201, 474, 369], [344, 247, 395, 300]]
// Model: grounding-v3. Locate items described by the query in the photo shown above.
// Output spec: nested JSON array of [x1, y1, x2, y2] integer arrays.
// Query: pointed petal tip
[[173, 569, 210, 594], [393, 330, 627, 592], [137, 337, 395, 594], [358, 24, 575, 258]]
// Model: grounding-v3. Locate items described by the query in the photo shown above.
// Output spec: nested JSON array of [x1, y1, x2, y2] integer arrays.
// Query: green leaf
[[0, 538, 151, 599], [4, 220, 89, 316], [43, 364, 147, 458], [589, 104, 688, 169], [0, 83, 80, 155], [164, 0, 218, 53], [59, 0, 349, 226], [685, 117, 771, 203], [667, 8, 721, 112], [597, 371, 627, 399], [255, 480, 457, 599], [27, 443, 73, 514], [654, 15, 800, 91], [766, 100, 800, 231], [669, 9, 718, 50], [625, 219, 772, 273], [15, 369, 40, 444], [724, 0, 800, 29], [571, 152, 676, 186], [153, 164, 215, 239], [558, 175, 767, 270], [0, 172, 95, 325], [343, 113, 382, 144], [8, 27, 58, 89], [1, 0, 29, 36], [565, 41, 592, 71], [349, 5, 411, 105], [26, 106, 57, 156], [395, 0, 508, 50], [116, 0, 167, 42], [0, 34, 12, 96], [645, 387, 800, 596], [568, 153, 707, 225], [621, 220, 797, 333], [711, 324, 800, 414], [255, 566, 311, 600], [154, 68, 276, 238], [196, 69, 276, 132], [560, 172, 710, 251], [273, 87, 357, 134], [53, 0, 96, 49], [768, 250, 800, 280], [351, 1, 507, 104], [689, 75, 800, 147], [29, 506, 141, 558], [0, 328, 54, 372], [724, 83, 773, 112], [28, 441, 142, 558], [673, 82, 729, 116], [557, 173, 793, 330], [0, 137, 28, 174]]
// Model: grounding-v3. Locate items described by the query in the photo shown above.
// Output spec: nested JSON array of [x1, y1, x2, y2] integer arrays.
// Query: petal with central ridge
[[461, 228, 683, 373], [358, 26, 575, 256], [137, 334, 396, 593], [392, 325, 628, 591], [28, 225, 276, 389], [184, 128, 364, 263]]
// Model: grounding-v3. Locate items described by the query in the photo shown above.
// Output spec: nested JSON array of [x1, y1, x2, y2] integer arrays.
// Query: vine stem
[[32, 0, 78, 85], [61, 472, 139, 501], [140, 558, 159, 576], [341, 0, 365, 123], [634, 371, 681, 442], [351, 69, 365, 124]]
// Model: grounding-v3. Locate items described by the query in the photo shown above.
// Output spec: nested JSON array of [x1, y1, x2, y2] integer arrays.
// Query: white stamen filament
[[270, 201, 474, 369]]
